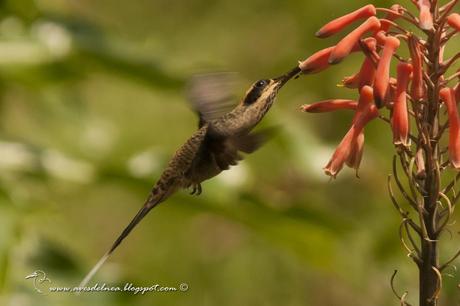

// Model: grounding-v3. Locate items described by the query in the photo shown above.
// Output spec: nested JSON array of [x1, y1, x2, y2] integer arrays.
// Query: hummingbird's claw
[[189, 183, 202, 196]]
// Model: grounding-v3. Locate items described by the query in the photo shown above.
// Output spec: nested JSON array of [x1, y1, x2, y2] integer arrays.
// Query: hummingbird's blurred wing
[[186, 72, 239, 127]]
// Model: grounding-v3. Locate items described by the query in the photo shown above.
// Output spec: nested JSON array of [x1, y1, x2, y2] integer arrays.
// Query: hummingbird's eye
[[243, 79, 269, 105], [255, 80, 268, 88]]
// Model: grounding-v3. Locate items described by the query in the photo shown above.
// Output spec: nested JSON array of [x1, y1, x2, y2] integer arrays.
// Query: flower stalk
[[298, 1, 460, 305]]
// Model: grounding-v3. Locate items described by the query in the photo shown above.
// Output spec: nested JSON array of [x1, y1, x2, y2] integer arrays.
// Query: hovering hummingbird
[[79, 66, 301, 288]]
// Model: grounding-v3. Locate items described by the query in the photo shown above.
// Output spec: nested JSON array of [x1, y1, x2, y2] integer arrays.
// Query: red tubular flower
[[301, 99, 358, 112], [352, 86, 379, 127], [299, 47, 334, 74], [340, 74, 361, 88], [328, 17, 381, 64], [341, 57, 376, 88], [324, 86, 378, 177], [316, 4, 376, 38], [391, 62, 413, 146], [340, 38, 377, 88], [379, 20, 396, 33], [353, 37, 377, 51], [440, 88, 460, 169], [324, 125, 359, 177], [409, 35, 426, 101], [384, 77, 398, 108], [418, 0, 433, 30], [371, 5, 405, 38], [455, 83, 460, 103], [374, 30, 387, 46], [374, 36, 400, 108], [300, 38, 375, 74], [447, 13, 460, 31], [380, 4, 404, 32], [346, 131, 365, 176], [378, 4, 405, 33], [415, 147, 426, 179]]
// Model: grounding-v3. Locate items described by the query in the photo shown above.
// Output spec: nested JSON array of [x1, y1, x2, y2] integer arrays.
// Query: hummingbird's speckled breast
[[156, 125, 210, 190]]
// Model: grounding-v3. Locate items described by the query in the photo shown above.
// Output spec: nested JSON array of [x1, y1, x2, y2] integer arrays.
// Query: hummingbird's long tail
[[78, 188, 167, 289]]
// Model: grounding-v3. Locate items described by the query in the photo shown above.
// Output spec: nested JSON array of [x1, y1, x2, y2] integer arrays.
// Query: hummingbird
[[79, 66, 301, 288]]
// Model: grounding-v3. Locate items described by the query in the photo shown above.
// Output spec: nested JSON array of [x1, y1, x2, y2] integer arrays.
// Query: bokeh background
[[0, 0, 460, 305]]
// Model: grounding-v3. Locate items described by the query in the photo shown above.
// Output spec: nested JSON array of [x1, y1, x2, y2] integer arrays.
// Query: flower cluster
[[299, 1, 460, 178]]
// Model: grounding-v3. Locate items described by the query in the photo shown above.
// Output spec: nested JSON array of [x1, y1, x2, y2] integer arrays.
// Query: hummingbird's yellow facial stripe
[[257, 82, 276, 102], [241, 79, 280, 106]]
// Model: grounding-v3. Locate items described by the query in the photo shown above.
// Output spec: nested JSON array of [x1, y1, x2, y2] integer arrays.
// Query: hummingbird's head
[[237, 66, 301, 127]]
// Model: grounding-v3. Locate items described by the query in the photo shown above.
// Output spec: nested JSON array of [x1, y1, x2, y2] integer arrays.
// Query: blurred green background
[[1, 0, 460, 305]]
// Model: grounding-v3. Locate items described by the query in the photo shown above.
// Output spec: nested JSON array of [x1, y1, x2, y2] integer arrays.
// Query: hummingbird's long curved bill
[[273, 66, 301, 88]]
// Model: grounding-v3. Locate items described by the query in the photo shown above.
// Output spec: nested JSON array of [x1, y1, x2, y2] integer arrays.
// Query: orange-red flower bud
[[316, 5, 376, 38], [418, 0, 433, 30], [324, 86, 378, 178], [408, 35, 426, 101], [329, 17, 381, 64], [374, 36, 400, 108], [447, 13, 460, 32], [440, 87, 460, 169], [299, 47, 334, 74], [301, 99, 358, 112], [391, 62, 413, 146]]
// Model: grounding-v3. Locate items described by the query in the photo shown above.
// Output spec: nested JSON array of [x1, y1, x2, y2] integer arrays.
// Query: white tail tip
[[78, 252, 110, 291]]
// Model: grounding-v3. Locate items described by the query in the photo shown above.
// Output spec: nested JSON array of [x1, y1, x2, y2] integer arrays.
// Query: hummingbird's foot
[[189, 183, 202, 196]]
